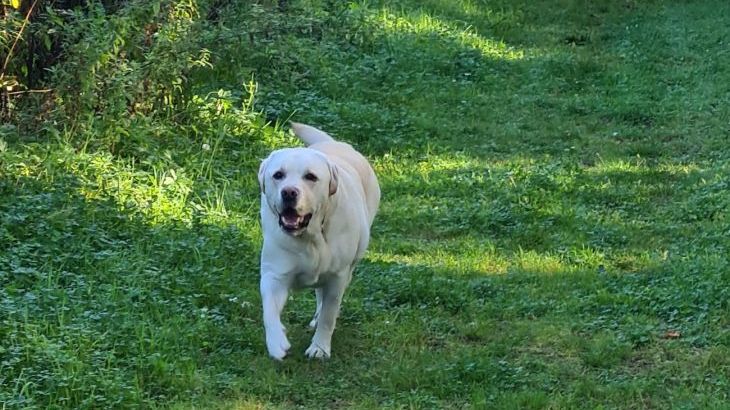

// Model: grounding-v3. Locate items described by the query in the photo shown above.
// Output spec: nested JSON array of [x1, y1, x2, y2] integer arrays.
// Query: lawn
[[1, 0, 729, 408]]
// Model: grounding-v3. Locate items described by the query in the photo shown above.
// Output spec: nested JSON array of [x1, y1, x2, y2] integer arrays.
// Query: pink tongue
[[282, 214, 300, 226]]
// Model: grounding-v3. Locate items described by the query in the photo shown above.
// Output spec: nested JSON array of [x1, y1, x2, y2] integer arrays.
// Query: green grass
[[2, 0, 730, 408]]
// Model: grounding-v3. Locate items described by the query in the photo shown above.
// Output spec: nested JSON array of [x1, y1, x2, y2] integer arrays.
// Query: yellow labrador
[[258, 123, 380, 359]]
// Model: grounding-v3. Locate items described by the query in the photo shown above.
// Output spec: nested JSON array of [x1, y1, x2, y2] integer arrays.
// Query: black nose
[[281, 187, 299, 203]]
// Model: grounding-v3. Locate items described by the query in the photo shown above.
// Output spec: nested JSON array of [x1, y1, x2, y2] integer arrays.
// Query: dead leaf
[[663, 331, 681, 339]]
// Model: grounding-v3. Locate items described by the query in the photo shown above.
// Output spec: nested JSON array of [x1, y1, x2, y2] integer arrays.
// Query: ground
[[0, 0, 728, 408]]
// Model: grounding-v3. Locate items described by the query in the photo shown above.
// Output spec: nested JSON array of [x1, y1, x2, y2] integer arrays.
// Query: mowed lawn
[[1, 0, 729, 408]]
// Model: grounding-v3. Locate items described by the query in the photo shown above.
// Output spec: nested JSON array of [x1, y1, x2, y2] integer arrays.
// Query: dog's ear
[[328, 162, 338, 196], [258, 158, 269, 194]]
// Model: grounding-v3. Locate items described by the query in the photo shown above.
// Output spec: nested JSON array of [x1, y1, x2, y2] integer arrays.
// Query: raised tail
[[290, 122, 335, 146]]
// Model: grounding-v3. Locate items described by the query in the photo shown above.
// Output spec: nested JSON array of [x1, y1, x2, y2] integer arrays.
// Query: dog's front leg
[[260, 273, 291, 360], [305, 270, 351, 359]]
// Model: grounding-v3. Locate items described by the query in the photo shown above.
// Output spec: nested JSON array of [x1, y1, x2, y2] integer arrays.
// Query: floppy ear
[[328, 162, 338, 196], [258, 158, 269, 194]]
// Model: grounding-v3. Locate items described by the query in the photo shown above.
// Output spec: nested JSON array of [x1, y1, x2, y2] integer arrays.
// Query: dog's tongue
[[280, 208, 302, 228], [281, 213, 301, 226]]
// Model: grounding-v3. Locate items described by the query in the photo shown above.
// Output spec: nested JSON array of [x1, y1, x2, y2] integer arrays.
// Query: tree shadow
[[198, 0, 684, 165], [374, 154, 713, 260], [0, 171, 265, 406], [2, 143, 726, 408]]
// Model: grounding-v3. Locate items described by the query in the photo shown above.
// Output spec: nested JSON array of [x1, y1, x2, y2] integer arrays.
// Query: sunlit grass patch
[[371, 7, 527, 61], [369, 237, 509, 275]]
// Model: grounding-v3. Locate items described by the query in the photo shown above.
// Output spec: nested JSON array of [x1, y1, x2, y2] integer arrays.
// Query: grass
[[1, 0, 729, 408]]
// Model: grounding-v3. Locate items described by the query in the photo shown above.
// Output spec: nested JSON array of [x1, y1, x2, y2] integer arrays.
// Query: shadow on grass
[[374, 154, 714, 258], [205, 0, 680, 164], [1, 153, 727, 408], [0, 171, 265, 407]]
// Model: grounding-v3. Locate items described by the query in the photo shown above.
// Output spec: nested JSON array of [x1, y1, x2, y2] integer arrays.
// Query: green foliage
[[1, 0, 730, 408]]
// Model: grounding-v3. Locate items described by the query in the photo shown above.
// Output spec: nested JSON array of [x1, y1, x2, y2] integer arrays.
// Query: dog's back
[[290, 123, 380, 225]]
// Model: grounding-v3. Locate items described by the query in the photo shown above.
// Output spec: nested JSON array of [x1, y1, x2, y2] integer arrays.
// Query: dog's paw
[[308, 317, 317, 329], [304, 342, 330, 359], [266, 328, 291, 361]]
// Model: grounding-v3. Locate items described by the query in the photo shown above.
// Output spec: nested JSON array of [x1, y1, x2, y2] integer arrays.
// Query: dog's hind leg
[[305, 269, 352, 359], [309, 288, 323, 329]]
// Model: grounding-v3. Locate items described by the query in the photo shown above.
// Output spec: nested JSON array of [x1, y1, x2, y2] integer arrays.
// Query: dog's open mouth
[[278, 208, 312, 234]]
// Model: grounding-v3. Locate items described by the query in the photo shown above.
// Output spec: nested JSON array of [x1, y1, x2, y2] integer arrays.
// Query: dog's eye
[[273, 171, 285, 180], [304, 173, 318, 182]]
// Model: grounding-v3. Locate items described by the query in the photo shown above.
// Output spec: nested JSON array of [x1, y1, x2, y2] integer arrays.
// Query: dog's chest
[[289, 245, 347, 288], [293, 269, 326, 288]]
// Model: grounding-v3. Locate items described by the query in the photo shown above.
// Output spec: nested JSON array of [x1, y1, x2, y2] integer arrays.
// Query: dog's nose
[[281, 187, 299, 203]]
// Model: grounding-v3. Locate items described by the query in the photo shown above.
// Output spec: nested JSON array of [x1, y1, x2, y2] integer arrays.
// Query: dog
[[258, 122, 380, 359]]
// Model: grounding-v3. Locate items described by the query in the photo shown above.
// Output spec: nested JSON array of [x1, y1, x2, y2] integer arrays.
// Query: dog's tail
[[290, 122, 335, 146]]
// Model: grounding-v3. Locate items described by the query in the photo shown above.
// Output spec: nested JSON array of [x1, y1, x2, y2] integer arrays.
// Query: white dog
[[258, 123, 380, 359]]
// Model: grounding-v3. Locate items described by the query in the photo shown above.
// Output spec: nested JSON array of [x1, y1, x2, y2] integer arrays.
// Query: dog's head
[[258, 148, 338, 236]]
